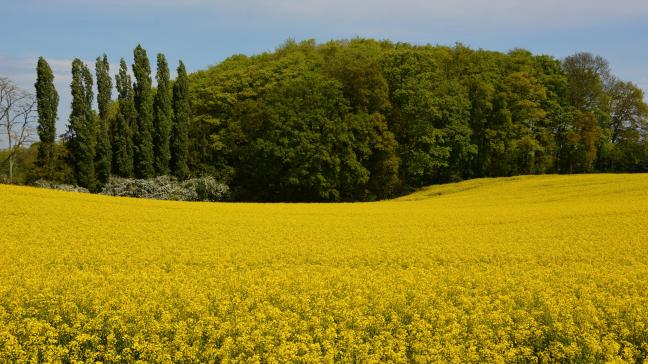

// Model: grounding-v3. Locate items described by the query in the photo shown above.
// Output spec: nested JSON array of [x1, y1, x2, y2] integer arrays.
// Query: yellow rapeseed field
[[1, 174, 648, 363]]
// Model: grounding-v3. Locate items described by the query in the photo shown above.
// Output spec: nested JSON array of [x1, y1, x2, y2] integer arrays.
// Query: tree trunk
[[6, 118, 13, 182], [8, 156, 13, 182]]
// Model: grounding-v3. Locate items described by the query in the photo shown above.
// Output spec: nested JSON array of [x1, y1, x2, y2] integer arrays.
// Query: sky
[[1, 0, 648, 139]]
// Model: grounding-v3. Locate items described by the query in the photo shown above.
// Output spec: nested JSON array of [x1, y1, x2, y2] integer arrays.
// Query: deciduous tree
[[0, 77, 36, 182]]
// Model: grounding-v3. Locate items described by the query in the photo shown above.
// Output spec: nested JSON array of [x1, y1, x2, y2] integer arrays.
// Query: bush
[[100, 176, 230, 202], [181, 176, 231, 202], [33, 180, 90, 193]]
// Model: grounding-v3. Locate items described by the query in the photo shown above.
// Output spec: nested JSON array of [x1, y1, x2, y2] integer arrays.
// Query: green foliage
[[95, 54, 112, 121], [28, 39, 648, 201], [67, 59, 96, 190], [171, 61, 190, 180], [563, 53, 611, 113], [345, 112, 400, 199], [153, 53, 173, 176], [187, 39, 648, 201], [0, 145, 37, 184], [34, 57, 59, 179], [112, 59, 135, 177], [599, 81, 648, 171], [132, 44, 155, 178], [321, 40, 391, 114], [231, 71, 368, 201], [95, 54, 112, 186]]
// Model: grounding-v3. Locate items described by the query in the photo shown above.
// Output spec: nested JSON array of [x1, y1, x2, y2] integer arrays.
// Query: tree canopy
[[14, 40, 648, 201], [188, 39, 648, 201]]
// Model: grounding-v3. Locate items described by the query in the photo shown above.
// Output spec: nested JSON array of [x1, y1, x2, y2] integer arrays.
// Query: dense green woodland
[[3, 39, 648, 201], [189, 39, 648, 200]]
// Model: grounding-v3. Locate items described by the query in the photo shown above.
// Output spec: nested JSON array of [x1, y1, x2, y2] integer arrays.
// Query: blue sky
[[1, 0, 648, 136]]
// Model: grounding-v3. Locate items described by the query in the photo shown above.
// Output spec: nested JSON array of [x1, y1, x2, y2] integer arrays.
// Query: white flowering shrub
[[100, 175, 230, 201], [181, 176, 231, 201], [33, 180, 90, 193]]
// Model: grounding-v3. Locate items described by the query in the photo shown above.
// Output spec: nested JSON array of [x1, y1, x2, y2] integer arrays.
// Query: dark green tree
[[95, 54, 112, 185], [153, 53, 172, 175], [68, 59, 96, 190], [171, 60, 190, 179], [602, 80, 648, 170], [345, 112, 400, 199], [43, 38, 643, 201], [112, 58, 135, 177], [132, 44, 155, 178], [34, 57, 59, 179], [560, 53, 612, 171], [232, 71, 368, 201], [383, 48, 475, 186], [562, 53, 611, 113]]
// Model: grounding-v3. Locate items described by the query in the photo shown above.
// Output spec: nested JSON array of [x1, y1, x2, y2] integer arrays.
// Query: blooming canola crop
[[1, 174, 647, 362]]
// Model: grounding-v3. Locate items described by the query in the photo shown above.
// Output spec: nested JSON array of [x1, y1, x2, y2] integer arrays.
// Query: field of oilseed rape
[[1, 174, 648, 362]]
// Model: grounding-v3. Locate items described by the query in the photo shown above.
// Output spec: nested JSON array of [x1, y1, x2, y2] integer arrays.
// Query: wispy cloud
[[3, 0, 648, 127], [0, 56, 74, 137], [31, 0, 648, 28], [0, 56, 124, 136], [0, 56, 110, 88]]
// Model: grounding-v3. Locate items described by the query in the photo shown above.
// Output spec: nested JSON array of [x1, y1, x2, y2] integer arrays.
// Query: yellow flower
[[0, 174, 647, 362]]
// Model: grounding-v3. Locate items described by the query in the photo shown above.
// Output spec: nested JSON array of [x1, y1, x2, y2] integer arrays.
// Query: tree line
[[31, 45, 190, 192], [188, 39, 648, 201], [3, 38, 648, 201]]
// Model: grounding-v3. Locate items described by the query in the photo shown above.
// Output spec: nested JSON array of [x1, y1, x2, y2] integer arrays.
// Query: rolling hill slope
[[1, 174, 647, 362]]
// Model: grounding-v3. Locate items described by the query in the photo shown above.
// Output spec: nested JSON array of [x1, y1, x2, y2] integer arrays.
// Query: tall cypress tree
[[34, 57, 59, 179], [68, 59, 96, 190], [113, 58, 135, 177], [95, 54, 112, 185], [170, 60, 190, 179], [132, 45, 155, 178], [153, 53, 172, 175]]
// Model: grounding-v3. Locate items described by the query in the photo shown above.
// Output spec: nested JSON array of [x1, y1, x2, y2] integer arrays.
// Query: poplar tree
[[95, 54, 112, 185], [132, 45, 154, 178], [68, 59, 95, 190], [170, 61, 190, 179], [112, 58, 135, 177], [153, 53, 172, 175], [34, 57, 59, 179]]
